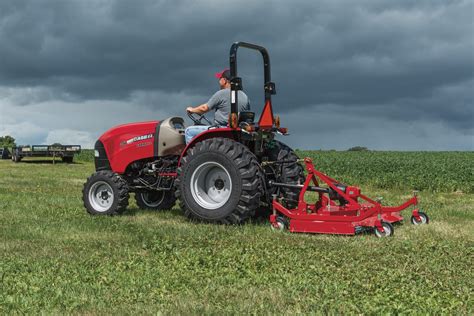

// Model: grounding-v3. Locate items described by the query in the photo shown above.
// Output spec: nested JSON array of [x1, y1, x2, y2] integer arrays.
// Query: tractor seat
[[239, 111, 255, 123]]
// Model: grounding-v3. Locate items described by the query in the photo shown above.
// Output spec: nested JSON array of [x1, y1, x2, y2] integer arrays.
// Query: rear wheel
[[176, 138, 263, 224], [83, 170, 129, 215], [135, 191, 176, 210], [62, 156, 73, 163], [265, 140, 305, 208]]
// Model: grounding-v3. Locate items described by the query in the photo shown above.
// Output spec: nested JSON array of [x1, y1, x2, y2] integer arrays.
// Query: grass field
[[1, 152, 473, 314]]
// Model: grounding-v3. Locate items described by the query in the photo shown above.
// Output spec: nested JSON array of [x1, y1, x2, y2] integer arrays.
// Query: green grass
[[74, 149, 95, 163], [1, 154, 473, 314]]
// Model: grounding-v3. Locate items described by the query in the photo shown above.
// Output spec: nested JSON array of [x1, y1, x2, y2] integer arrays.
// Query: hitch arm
[[269, 181, 330, 194]]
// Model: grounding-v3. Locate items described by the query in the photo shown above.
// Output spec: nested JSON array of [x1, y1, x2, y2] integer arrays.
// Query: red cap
[[215, 69, 230, 80]]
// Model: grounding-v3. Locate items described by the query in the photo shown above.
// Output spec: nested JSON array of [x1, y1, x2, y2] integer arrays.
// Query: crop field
[[0, 151, 473, 314]]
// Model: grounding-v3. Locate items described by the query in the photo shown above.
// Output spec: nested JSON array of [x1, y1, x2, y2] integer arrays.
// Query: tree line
[[0, 135, 16, 148]]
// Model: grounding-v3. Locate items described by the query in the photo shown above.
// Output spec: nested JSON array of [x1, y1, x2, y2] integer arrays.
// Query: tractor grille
[[94, 140, 111, 171]]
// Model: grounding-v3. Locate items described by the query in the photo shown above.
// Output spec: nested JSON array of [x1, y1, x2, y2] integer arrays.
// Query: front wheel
[[135, 191, 176, 210], [83, 170, 129, 215]]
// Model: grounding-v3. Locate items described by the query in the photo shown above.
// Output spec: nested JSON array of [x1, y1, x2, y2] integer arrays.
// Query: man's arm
[[186, 103, 209, 114], [187, 90, 222, 114]]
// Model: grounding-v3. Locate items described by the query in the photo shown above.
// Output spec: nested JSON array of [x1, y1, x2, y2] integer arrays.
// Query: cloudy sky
[[0, 0, 473, 150]]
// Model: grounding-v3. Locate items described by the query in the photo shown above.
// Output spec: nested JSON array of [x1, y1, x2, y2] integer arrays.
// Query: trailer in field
[[12, 145, 81, 163]]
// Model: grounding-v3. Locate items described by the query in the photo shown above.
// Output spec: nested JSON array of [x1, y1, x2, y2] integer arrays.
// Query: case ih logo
[[121, 134, 153, 146]]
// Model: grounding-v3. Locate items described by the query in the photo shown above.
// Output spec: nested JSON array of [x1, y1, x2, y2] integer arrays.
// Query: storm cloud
[[0, 0, 472, 149]]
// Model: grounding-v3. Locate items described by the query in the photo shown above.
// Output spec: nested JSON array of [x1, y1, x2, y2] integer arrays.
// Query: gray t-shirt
[[207, 88, 250, 126]]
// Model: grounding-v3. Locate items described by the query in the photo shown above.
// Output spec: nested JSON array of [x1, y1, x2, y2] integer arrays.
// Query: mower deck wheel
[[411, 211, 429, 225], [374, 221, 394, 238], [271, 216, 288, 232]]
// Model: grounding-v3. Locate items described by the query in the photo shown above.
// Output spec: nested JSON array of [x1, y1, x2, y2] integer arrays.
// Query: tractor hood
[[96, 121, 159, 173], [95, 118, 186, 174]]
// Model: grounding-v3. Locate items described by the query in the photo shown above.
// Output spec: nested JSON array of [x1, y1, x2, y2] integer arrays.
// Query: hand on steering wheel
[[187, 111, 212, 126]]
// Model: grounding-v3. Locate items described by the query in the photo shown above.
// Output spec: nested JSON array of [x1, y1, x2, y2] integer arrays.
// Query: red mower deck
[[270, 158, 429, 237]]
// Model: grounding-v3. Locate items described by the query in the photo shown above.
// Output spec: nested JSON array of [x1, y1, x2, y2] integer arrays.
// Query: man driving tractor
[[185, 69, 250, 144]]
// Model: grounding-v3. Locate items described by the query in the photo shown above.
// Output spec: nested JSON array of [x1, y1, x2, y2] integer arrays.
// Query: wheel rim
[[141, 191, 165, 208], [412, 214, 427, 225], [190, 161, 232, 210], [375, 223, 391, 237], [271, 219, 286, 232], [88, 181, 114, 212]]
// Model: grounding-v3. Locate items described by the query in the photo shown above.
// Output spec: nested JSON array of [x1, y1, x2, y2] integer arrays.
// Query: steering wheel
[[187, 111, 212, 126]]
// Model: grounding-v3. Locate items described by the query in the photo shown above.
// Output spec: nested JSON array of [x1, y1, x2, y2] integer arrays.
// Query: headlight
[[94, 150, 99, 157]]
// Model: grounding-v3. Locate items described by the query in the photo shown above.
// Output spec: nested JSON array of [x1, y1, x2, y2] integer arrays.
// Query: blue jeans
[[185, 125, 210, 144]]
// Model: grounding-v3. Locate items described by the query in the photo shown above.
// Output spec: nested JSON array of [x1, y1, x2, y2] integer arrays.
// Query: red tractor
[[83, 42, 304, 224], [83, 42, 429, 236]]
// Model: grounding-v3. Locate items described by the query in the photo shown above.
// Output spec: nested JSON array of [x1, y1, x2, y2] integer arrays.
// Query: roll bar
[[229, 42, 276, 124]]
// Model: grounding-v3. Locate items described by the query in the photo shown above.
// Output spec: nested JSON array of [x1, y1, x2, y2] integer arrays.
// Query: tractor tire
[[12, 155, 21, 163], [62, 156, 73, 163], [135, 191, 176, 210], [265, 140, 305, 209], [176, 137, 263, 224], [83, 170, 129, 215]]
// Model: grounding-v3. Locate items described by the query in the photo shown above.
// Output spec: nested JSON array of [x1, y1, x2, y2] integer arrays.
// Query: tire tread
[[175, 138, 264, 224]]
